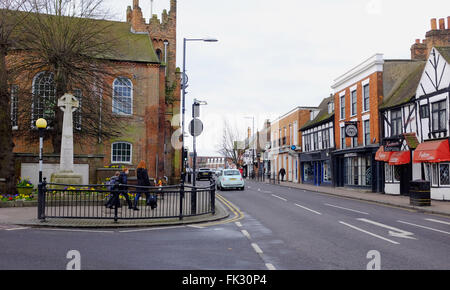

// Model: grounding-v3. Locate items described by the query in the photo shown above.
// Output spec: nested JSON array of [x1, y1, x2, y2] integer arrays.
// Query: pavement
[[1, 179, 449, 228], [0, 200, 230, 229], [261, 179, 450, 217]]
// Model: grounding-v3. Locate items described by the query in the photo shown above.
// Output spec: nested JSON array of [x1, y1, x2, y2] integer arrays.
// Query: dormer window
[[328, 102, 334, 114]]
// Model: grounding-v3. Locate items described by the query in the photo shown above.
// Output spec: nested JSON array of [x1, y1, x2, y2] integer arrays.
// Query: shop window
[[344, 156, 372, 187], [385, 164, 393, 183], [432, 164, 439, 186], [323, 161, 331, 183], [303, 163, 314, 183], [440, 163, 450, 186], [393, 166, 401, 183]]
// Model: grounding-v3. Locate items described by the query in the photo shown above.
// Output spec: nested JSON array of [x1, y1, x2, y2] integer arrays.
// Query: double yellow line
[[195, 194, 244, 227]]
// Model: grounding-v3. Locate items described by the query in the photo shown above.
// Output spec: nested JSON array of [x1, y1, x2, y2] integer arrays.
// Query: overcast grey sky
[[107, 0, 450, 156]]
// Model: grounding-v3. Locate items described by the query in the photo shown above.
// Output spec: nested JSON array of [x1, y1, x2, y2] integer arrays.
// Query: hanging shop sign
[[345, 122, 358, 138], [383, 137, 403, 152]]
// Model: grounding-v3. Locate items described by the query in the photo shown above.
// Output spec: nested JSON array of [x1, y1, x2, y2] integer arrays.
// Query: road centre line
[[265, 263, 276, 270], [295, 203, 322, 215], [324, 203, 369, 215], [271, 194, 287, 202], [241, 230, 251, 240], [251, 243, 263, 254], [339, 221, 400, 245], [235, 222, 243, 227], [398, 220, 450, 235], [425, 218, 450, 226]]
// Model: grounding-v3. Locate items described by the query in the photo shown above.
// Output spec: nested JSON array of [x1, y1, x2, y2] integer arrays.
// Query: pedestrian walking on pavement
[[133, 161, 150, 211], [113, 167, 133, 209], [105, 171, 120, 209], [279, 168, 286, 182]]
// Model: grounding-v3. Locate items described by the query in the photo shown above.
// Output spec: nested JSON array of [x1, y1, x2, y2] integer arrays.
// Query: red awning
[[389, 151, 411, 166], [375, 146, 393, 162], [413, 139, 450, 163]]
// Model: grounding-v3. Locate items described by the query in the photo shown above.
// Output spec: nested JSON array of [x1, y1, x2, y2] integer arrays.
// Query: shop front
[[333, 146, 383, 192], [413, 138, 450, 200], [299, 150, 333, 186], [377, 145, 413, 196]]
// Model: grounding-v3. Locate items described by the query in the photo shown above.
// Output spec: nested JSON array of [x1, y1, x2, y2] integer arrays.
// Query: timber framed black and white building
[[412, 47, 450, 200]]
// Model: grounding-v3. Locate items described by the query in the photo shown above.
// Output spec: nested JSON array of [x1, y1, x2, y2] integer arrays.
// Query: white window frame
[[112, 77, 133, 116], [439, 163, 450, 186], [362, 79, 370, 113], [350, 88, 357, 117], [385, 164, 393, 183], [31, 71, 56, 128], [339, 91, 346, 120], [73, 89, 82, 131], [111, 142, 133, 164], [11, 85, 18, 130], [363, 119, 370, 146]]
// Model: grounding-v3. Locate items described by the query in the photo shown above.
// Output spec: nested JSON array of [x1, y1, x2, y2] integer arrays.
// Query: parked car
[[217, 169, 245, 191], [197, 168, 213, 181]]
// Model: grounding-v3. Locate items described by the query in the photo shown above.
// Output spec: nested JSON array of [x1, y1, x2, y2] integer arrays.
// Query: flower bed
[[0, 193, 37, 208]]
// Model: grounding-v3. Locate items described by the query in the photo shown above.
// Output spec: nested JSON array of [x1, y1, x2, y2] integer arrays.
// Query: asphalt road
[[0, 180, 449, 270]]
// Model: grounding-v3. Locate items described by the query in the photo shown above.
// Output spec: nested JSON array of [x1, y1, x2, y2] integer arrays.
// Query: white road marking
[[187, 225, 205, 229], [119, 226, 186, 233], [357, 218, 416, 240], [324, 203, 369, 215], [398, 220, 450, 235], [265, 263, 276, 270], [42, 228, 114, 233], [271, 194, 287, 202], [235, 222, 243, 227], [5, 227, 29, 231], [295, 203, 322, 215], [251, 243, 263, 254], [339, 221, 400, 245], [241, 230, 251, 240], [425, 218, 450, 226]]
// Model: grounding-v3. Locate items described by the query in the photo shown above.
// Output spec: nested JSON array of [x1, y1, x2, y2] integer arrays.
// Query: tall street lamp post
[[245, 116, 255, 178], [36, 118, 47, 220], [181, 37, 218, 182]]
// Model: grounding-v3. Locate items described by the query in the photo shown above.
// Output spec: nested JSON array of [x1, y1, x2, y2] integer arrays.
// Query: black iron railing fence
[[37, 178, 216, 222]]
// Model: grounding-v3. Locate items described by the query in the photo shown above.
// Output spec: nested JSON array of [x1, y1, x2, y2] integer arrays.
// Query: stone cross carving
[[58, 93, 79, 173]]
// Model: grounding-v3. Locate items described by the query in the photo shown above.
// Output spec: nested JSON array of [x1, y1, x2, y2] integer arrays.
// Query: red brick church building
[[11, 0, 181, 185]]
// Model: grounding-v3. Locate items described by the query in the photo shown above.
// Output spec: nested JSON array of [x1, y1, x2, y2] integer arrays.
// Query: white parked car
[[217, 169, 245, 191]]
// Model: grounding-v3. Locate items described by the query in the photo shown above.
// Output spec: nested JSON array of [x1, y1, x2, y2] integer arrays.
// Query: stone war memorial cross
[[50, 93, 83, 186]]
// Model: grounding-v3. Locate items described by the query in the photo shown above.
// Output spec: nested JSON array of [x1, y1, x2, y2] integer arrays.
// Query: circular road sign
[[189, 119, 204, 137]]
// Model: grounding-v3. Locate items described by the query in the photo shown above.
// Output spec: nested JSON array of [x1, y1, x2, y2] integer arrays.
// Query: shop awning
[[389, 151, 411, 165], [413, 139, 450, 163], [375, 146, 393, 162]]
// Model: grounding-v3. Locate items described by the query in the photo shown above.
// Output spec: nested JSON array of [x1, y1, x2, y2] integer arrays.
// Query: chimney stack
[[439, 18, 446, 30], [431, 18, 437, 30]]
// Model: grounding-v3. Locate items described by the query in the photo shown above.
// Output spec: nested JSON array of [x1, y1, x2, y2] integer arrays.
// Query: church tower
[[126, 0, 181, 181]]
